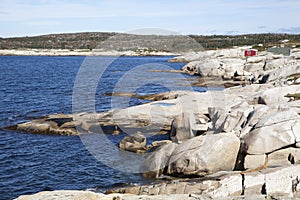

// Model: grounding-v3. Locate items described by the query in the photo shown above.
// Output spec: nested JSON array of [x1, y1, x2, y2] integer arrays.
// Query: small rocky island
[[13, 46, 300, 199]]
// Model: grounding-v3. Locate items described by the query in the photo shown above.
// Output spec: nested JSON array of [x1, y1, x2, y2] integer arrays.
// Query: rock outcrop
[[177, 47, 300, 88], [11, 46, 300, 199]]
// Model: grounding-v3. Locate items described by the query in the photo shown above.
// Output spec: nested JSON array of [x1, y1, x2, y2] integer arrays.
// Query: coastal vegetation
[[1, 32, 300, 51]]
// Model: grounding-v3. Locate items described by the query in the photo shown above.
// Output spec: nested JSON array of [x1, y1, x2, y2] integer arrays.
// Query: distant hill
[[1, 32, 300, 52]]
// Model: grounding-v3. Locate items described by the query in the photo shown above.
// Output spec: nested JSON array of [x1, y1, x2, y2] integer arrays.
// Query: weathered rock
[[167, 132, 240, 177], [170, 48, 245, 63], [247, 56, 265, 64], [222, 109, 250, 133], [244, 62, 264, 73], [243, 171, 265, 195], [254, 110, 299, 129], [141, 142, 177, 178], [119, 132, 147, 153], [108, 164, 300, 199], [208, 107, 227, 133], [268, 148, 300, 166], [264, 58, 287, 71], [264, 165, 300, 198], [240, 105, 272, 128], [182, 60, 223, 76], [255, 85, 300, 105], [150, 140, 172, 147], [60, 120, 81, 128], [15, 190, 106, 200], [242, 120, 296, 155], [205, 174, 243, 197], [244, 154, 266, 170], [13, 120, 79, 135], [170, 112, 194, 142], [208, 104, 253, 135], [294, 121, 300, 142], [259, 65, 300, 85], [17, 121, 52, 133], [15, 190, 216, 200]]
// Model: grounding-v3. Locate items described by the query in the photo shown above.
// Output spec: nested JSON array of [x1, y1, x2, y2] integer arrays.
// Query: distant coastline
[[1, 32, 300, 57], [0, 49, 179, 57]]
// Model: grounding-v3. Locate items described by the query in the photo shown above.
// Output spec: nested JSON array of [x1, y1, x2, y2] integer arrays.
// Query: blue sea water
[[0, 56, 205, 200]]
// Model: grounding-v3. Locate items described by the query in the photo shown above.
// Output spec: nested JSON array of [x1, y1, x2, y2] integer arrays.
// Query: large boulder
[[166, 132, 240, 176], [119, 132, 147, 153], [242, 120, 297, 155], [242, 109, 300, 155]]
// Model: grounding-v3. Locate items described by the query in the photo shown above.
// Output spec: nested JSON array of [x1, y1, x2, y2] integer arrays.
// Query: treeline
[[0, 32, 299, 51], [190, 34, 300, 49], [0, 32, 116, 50]]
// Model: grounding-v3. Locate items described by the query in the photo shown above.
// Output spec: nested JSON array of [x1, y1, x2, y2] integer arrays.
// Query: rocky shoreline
[[10, 46, 300, 199]]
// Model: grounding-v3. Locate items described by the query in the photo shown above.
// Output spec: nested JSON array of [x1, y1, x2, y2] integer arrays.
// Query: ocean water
[[0, 56, 205, 200]]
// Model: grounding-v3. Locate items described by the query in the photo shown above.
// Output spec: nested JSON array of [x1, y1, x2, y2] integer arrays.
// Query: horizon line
[[1, 31, 300, 39]]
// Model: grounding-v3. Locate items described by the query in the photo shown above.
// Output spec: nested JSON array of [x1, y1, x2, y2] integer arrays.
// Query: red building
[[244, 49, 258, 57]]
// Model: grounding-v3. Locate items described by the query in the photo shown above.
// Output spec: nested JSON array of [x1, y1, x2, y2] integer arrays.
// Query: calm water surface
[[0, 56, 204, 200]]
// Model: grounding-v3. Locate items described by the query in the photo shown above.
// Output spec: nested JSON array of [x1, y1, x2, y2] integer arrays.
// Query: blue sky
[[0, 0, 300, 37]]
